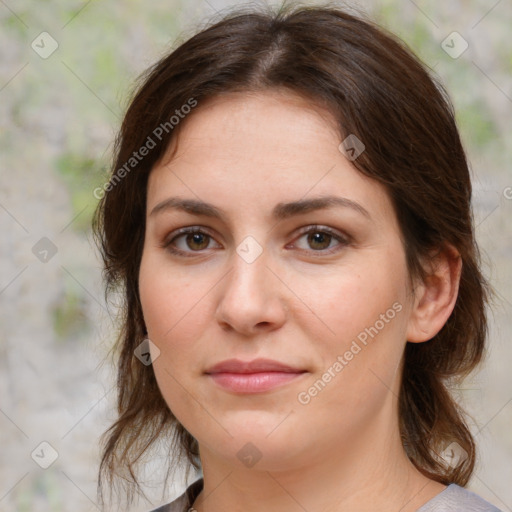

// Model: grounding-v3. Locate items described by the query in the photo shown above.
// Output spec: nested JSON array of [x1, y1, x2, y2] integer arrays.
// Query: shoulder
[[147, 479, 502, 512], [417, 483, 503, 512], [147, 478, 204, 512]]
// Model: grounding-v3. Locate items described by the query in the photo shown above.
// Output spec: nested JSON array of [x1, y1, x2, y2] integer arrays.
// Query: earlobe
[[406, 244, 462, 343]]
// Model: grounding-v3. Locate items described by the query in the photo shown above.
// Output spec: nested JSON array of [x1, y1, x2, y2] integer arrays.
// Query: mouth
[[207, 371, 307, 393], [205, 358, 308, 393]]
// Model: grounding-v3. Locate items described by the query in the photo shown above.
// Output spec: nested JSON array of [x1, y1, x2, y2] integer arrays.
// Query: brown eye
[[307, 231, 333, 251], [163, 227, 221, 256], [292, 226, 350, 256], [184, 232, 210, 251]]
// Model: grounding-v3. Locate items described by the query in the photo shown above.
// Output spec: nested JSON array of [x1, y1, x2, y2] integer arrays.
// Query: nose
[[215, 248, 287, 336]]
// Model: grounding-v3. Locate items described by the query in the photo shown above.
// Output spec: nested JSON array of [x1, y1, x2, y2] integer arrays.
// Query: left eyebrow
[[272, 195, 371, 220], [149, 195, 371, 221]]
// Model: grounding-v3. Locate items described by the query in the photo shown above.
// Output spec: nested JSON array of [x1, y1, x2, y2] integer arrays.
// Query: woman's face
[[139, 90, 418, 472]]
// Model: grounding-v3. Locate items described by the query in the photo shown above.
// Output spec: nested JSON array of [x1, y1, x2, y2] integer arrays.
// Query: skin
[[139, 90, 461, 512]]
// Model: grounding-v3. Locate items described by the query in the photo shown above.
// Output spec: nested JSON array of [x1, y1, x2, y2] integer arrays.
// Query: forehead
[[147, 90, 394, 226], [157, 89, 338, 162]]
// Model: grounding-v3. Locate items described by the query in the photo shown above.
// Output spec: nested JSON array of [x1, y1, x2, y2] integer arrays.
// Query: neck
[[191, 404, 446, 512]]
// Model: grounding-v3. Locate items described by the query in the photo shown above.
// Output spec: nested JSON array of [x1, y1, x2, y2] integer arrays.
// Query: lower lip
[[207, 371, 306, 393]]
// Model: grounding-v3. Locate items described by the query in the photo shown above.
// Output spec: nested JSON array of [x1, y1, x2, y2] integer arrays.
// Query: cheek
[[294, 256, 409, 404], [139, 251, 211, 345], [139, 254, 209, 420], [138, 251, 224, 398], [294, 260, 408, 350]]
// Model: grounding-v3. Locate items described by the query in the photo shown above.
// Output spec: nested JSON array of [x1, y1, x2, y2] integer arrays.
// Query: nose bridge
[[215, 240, 286, 333], [227, 230, 270, 290], [226, 245, 270, 303]]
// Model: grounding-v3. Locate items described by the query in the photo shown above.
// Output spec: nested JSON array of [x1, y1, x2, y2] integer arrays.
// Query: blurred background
[[0, 0, 510, 511]]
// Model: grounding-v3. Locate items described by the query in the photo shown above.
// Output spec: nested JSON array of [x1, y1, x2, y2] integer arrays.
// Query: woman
[[93, 3, 501, 511]]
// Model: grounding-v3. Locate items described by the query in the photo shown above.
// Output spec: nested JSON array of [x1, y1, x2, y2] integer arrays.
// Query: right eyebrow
[[150, 197, 227, 219]]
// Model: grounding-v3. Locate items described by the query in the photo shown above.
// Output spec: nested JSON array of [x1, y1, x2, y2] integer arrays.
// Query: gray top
[[149, 478, 503, 512]]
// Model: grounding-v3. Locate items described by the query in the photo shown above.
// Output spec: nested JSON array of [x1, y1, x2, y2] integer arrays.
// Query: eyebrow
[[150, 195, 371, 221]]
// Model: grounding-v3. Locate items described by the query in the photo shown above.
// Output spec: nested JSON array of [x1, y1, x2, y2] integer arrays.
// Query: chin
[[198, 422, 309, 471]]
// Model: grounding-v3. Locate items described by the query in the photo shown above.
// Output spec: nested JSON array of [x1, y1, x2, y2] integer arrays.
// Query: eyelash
[[161, 225, 351, 258]]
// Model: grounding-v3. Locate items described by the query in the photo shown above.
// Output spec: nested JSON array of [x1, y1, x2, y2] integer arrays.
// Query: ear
[[406, 244, 462, 343]]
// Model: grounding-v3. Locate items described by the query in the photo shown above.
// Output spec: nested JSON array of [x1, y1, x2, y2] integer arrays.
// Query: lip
[[208, 372, 306, 393], [205, 358, 305, 374], [205, 358, 307, 394]]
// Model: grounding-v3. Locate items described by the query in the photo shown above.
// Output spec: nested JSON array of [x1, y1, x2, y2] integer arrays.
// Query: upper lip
[[205, 358, 306, 374]]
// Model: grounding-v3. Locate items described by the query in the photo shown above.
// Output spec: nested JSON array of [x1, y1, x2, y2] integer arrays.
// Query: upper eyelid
[[163, 226, 220, 247], [290, 226, 350, 251], [294, 224, 347, 238]]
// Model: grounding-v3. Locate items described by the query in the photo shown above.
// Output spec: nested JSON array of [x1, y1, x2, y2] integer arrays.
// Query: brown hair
[[93, 1, 491, 506]]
